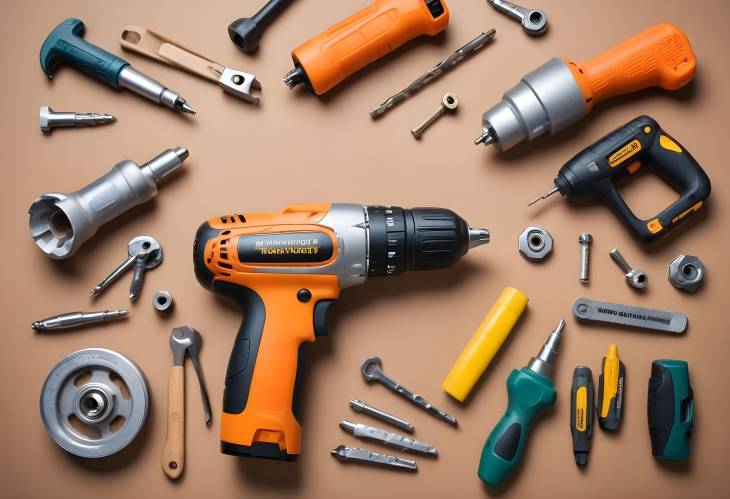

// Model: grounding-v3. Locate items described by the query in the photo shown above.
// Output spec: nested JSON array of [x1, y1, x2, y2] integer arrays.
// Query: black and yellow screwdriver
[[570, 366, 594, 466], [597, 344, 625, 431]]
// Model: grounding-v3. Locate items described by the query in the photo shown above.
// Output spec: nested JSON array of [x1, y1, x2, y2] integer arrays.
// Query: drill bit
[[40, 106, 116, 133], [340, 420, 437, 456], [369, 30, 496, 119], [331, 445, 417, 471], [527, 186, 560, 206], [31, 309, 129, 331]]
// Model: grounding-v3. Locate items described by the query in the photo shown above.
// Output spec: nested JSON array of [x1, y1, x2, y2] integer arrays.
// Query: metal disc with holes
[[39, 348, 149, 458]]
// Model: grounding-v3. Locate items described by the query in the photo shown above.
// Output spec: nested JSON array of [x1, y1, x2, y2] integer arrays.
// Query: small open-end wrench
[[162, 326, 212, 479], [572, 298, 687, 334], [90, 236, 162, 300], [361, 357, 457, 426], [488, 0, 548, 36]]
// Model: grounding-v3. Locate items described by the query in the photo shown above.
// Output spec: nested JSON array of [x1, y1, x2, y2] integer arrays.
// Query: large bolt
[[578, 233, 592, 283], [610, 248, 648, 289]]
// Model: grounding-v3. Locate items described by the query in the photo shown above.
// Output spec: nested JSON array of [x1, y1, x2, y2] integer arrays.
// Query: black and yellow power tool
[[193, 203, 488, 460], [528, 115, 711, 243]]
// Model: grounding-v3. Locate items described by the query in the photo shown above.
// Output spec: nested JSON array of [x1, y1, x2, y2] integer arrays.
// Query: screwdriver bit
[[331, 445, 417, 471], [31, 309, 129, 331], [40, 106, 116, 133], [340, 420, 437, 456]]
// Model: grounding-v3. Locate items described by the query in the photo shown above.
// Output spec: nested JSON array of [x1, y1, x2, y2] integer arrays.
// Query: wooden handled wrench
[[120, 25, 261, 104], [162, 326, 212, 479]]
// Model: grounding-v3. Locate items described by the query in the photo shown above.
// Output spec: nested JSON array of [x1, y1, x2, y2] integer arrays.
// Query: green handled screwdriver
[[40, 19, 195, 114], [478, 319, 564, 487]]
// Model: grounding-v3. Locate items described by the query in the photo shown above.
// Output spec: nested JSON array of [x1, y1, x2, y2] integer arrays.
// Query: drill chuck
[[29, 148, 188, 259], [477, 58, 586, 151]]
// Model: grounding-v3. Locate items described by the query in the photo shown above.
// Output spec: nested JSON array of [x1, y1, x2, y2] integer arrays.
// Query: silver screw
[[578, 233, 592, 283], [411, 92, 459, 139], [610, 248, 648, 289]]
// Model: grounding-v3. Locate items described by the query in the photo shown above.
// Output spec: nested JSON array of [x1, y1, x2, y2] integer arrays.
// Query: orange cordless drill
[[194, 203, 488, 460]]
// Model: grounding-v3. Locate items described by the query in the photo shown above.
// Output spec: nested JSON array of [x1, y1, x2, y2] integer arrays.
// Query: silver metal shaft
[[40, 106, 115, 133], [526, 319, 565, 380], [578, 233, 592, 283], [468, 228, 491, 249], [369, 30, 495, 119], [349, 399, 414, 432], [331, 445, 417, 471], [32, 309, 129, 331], [340, 420, 437, 456], [118, 66, 195, 113], [610, 249, 632, 273]]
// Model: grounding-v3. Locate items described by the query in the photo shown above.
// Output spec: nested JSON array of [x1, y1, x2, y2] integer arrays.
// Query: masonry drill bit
[[40, 106, 116, 133], [369, 29, 496, 119], [340, 420, 437, 456], [330, 445, 417, 471], [31, 309, 129, 331]]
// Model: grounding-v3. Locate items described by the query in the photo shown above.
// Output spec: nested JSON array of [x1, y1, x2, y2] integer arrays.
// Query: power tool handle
[[478, 368, 556, 487], [568, 22, 696, 108], [591, 116, 711, 242], [40, 18, 129, 87], [292, 0, 450, 94]]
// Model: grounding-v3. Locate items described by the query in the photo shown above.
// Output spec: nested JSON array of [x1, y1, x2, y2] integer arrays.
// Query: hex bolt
[[228, 0, 294, 53], [411, 92, 459, 139], [610, 248, 648, 289], [578, 233, 592, 283]]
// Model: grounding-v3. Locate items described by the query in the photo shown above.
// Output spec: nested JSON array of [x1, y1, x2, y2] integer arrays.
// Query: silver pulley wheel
[[39, 348, 149, 458]]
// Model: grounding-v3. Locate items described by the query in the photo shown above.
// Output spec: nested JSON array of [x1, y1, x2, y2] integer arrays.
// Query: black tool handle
[[252, 0, 294, 29], [557, 116, 711, 243]]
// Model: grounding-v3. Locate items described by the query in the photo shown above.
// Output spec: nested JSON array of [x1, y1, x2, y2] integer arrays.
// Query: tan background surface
[[1, 0, 729, 498]]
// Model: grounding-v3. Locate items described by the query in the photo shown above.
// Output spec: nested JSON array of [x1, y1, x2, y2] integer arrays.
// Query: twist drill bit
[[369, 30, 496, 119]]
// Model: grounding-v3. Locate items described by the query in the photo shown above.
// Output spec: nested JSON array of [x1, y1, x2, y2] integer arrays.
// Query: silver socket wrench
[[572, 298, 688, 334], [28, 148, 188, 259], [488, 0, 547, 35]]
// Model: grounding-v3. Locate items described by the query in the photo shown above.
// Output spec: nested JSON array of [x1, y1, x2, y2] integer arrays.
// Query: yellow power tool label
[[575, 386, 587, 432], [608, 139, 642, 168]]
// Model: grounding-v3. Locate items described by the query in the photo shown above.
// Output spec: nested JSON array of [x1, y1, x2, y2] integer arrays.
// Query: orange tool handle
[[292, 0, 449, 94], [566, 22, 696, 110], [218, 273, 340, 459]]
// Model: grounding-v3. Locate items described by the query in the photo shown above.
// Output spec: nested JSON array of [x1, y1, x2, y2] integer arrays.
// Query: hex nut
[[152, 291, 174, 314], [519, 226, 553, 261], [668, 254, 704, 293]]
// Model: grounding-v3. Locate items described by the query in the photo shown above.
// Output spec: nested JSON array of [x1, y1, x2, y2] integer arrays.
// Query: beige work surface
[[2, 1, 729, 498]]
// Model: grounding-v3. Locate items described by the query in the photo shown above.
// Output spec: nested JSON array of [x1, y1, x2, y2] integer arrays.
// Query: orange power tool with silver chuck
[[193, 204, 488, 460], [283, 0, 450, 95], [475, 22, 697, 151]]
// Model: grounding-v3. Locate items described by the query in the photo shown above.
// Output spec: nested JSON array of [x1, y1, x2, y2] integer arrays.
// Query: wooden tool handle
[[120, 25, 223, 82], [162, 365, 184, 479]]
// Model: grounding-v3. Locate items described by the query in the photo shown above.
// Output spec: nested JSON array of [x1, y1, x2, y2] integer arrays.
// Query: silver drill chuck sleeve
[[28, 147, 188, 259]]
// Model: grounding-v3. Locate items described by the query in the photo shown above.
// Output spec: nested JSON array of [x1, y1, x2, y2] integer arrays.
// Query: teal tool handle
[[40, 18, 128, 87], [478, 368, 556, 487]]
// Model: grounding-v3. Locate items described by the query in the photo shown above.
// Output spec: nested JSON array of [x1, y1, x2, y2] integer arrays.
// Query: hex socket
[[28, 148, 188, 259]]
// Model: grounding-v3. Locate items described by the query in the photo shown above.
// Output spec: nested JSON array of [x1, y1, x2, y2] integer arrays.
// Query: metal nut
[[668, 254, 704, 293], [152, 290, 174, 314], [518, 226, 553, 261]]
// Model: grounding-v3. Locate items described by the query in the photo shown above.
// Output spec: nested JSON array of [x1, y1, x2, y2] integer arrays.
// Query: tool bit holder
[[28, 148, 188, 259]]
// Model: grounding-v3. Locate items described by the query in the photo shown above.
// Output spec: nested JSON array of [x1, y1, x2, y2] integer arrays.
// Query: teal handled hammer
[[40, 18, 195, 113]]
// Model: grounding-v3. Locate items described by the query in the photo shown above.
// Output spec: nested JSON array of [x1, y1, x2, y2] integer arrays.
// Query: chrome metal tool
[[349, 399, 414, 433], [488, 0, 547, 36], [573, 298, 687, 334], [340, 420, 437, 456], [121, 25, 261, 104], [610, 248, 648, 289], [32, 309, 128, 331], [331, 445, 417, 471], [90, 236, 162, 301], [162, 326, 212, 479], [40, 106, 115, 133], [29, 148, 188, 259], [411, 92, 459, 139], [40, 348, 149, 458], [361, 356, 457, 426], [370, 30, 495, 119]]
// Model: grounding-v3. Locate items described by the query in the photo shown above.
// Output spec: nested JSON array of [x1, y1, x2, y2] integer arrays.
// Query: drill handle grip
[[478, 368, 556, 487], [40, 18, 129, 87], [568, 22, 696, 108]]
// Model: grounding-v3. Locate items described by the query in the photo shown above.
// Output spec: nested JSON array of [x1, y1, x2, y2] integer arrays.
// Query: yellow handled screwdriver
[[597, 344, 625, 431]]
